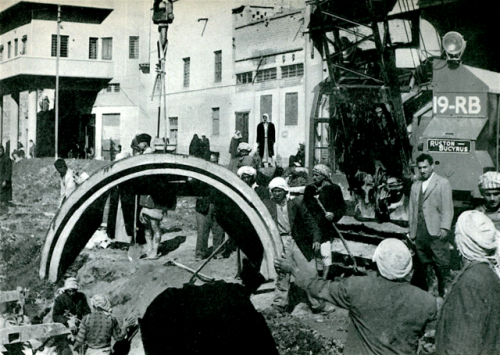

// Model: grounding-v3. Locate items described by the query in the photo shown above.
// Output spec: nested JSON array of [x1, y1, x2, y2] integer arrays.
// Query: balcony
[[1, 56, 114, 81]]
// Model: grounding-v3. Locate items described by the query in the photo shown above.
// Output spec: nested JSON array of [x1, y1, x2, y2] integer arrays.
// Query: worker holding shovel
[[303, 164, 346, 279]]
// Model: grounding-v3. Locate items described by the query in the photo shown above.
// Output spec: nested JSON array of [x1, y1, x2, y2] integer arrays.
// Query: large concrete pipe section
[[39, 154, 282, 283]]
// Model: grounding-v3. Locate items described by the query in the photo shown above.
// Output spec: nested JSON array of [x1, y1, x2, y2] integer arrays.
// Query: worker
[[408, 153, 453, 296], [229, 142, 259, 174], [52, 277, 91, 355], [436, 210, 500, 355], [263, 177, 329, 313], [54, 158, 77, 207], [195, 153, 226, 261], [256, 113, 275, 167], [74, 294, 136, 355], [237, 166, 269, 200], [275, 238, 438, 355], [476, 171, 500, 229], [303, 164, 346, 279]]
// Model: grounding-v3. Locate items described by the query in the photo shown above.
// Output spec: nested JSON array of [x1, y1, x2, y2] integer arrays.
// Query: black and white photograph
[[1, 0, 500, 354]]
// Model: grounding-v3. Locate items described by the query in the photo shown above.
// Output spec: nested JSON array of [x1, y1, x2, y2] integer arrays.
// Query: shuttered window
[[212, 108, 220, 136], [214, 50, 222, 82], [102, 37, 112, 60], [89, 37, 98, 59], [285, 92, 298, 126], [51, 35, 69, 57], [183, 57, 190, 87], [129, 36, 139, 59]]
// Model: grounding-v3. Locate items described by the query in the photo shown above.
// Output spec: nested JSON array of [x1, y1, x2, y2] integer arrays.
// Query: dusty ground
[[1, 158, 349, 354]]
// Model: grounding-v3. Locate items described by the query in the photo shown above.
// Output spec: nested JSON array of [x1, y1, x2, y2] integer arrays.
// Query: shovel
[[128, 195, 143, 261], [314, 196, 361, 273]]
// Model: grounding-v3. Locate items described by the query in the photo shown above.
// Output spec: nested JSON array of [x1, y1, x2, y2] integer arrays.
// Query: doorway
[[235, 111, 249, 143]]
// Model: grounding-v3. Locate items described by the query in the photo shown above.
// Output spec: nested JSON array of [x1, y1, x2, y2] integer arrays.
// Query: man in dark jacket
[[276, 238, 438, 355], [263, 177, 326, 313], [52, 277, 91, 355], [256, 113, 275, 166], [0, 145, 12, 215], [304, 164, 346, 278]]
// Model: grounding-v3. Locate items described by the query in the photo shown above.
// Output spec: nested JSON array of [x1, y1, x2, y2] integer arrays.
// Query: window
[[14, 39, 18, 56], [102, 37, 112, 60], [281, 63, 304, 78], [51, 35, 69, 57], [169, 117, 178, 144], [212, 108, 220, 136], [7, 42, 11, 59], [285, 92, 298, 126], [214, 50, 222, 82], [106, 83, 120, 93], [255, 68, 277, 83], [129, 36, 139, 59], [21, 35, 27, 55], [236, 72, 252, 84], [183, 57, 190, 87], [89, 37, 98, 59]]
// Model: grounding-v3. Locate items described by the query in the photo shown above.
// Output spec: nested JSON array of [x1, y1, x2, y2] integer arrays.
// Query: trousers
[[195, 204, 225, 257], [273, 235, 324, 311]]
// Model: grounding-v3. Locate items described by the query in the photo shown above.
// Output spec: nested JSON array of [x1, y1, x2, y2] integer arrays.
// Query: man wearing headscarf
[[263, 177, 327, 313], [476, 171, 500, 229], [237, 166, 269, 201], [256, 113, 275, 166], [229, 131, 243, 160], [303, 164, 346, 278], [436, 210, 500, 355], [74, 294, 135, 355], [275, 238, 438, 355], [52, 277, 91, 355], [229, 142, 259, 174]]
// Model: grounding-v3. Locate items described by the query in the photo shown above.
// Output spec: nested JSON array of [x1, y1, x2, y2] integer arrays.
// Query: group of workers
[[51, 277, 135, 355], [273, 152, 500, 354]]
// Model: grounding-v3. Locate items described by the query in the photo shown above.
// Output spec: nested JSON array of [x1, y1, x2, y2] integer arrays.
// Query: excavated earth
[[1, 158, 350, 354]]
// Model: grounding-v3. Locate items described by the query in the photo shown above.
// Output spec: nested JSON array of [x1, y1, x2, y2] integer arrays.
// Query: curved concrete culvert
[[39, 153, 282, 288]]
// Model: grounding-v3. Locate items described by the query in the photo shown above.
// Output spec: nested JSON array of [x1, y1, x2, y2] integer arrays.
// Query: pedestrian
[[263, 177, 330, 313], [28, 139, 36, 158], [195, 153, 226, 261], [435, 210, 500, 355], [303, 164, 346, 278], [74, 294, 135, 355], [476, 171, 500, 229], [131, 133, 152, 156], [256, 113, 275, 167], [229, 131, 243, 160], [408, 153, 453, 296], [54, 158, 77, 207], [0, 145, 13, 215], [199, 134, 210, 160], [275, 238, 438, 355], [52, 277, 91, 355], [189, 134, 201, 158]]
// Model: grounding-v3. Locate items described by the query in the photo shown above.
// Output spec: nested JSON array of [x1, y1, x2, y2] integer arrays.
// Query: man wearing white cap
[[256, 113, 275, 166], [275, 239, 438, 355], [52, 277, 91, 355], [263, 177, 327, 313], [476, 171, 500, 229]]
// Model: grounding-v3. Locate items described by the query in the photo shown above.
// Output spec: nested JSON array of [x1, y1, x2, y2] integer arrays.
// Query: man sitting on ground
[[275, 239, 438, 355]]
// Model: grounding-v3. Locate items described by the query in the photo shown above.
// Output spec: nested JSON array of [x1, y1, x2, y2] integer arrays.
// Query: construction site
[[2, 0, 500, 354]]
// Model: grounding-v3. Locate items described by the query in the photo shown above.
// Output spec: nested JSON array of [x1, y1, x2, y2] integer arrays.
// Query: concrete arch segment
[[39, 154, 282, 283]]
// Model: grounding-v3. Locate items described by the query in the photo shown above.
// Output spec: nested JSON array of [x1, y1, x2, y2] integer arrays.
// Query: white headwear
[[455, 211, 499, 262], [268, 177, 289, 192], [372, 239, 413, 280], [237, 166, 257, 177], [479, 171, 500, 190]]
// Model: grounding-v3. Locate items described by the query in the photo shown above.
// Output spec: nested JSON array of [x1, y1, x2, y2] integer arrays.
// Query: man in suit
[[409, 153, 453, 296], [256, 113, 275, 166], [264, 177, 328, 313]]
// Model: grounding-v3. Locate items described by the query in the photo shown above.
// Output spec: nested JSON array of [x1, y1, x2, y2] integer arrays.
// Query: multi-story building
[[0, 0, 155, 159]]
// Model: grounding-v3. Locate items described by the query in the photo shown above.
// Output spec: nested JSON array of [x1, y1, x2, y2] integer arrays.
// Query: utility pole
[[55, 5, 61, 158]]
